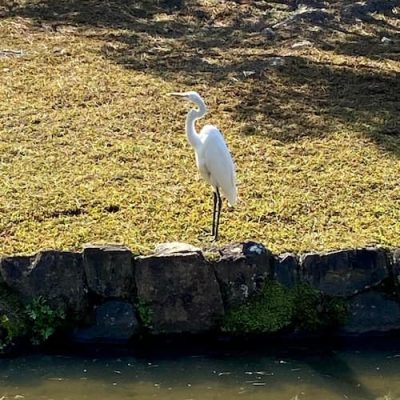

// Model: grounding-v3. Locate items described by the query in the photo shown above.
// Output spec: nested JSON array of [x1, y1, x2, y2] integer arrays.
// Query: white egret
[[169, 91, 237, 240]]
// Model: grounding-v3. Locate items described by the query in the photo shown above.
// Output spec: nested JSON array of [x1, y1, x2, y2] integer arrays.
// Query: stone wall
[[0, 242, 399, 352]]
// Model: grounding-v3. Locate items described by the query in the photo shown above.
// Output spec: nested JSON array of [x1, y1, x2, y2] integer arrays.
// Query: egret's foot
[[198, 228, 219, 242], [198, 228, 212, 238]]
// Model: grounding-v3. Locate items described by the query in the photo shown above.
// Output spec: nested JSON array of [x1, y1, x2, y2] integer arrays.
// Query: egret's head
[[168, 91, 208, 112]]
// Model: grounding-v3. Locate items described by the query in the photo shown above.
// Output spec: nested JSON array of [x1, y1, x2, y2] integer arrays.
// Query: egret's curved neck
[[186, 101, 207, 150]]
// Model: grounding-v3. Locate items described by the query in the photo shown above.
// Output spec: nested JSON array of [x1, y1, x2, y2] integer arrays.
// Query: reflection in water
[[0, 344, 400, 400]]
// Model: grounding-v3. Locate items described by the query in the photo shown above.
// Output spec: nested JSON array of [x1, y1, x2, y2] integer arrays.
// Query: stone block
[[83, 245, 135, 299], [300, 248, 388, 297], [213, 241, 275, 307], [275, 253, 299, 288], [342, 291, 400, 334], [0, 251, 88, 318], [72, 300, 139, 344], [135, 251, 224, 334]]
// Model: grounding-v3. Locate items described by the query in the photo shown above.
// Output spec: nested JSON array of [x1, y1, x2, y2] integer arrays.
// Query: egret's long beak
[[167, 92, 187, 98]]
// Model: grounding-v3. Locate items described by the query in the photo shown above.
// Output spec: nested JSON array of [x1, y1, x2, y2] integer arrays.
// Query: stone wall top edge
[[0, 243, 397, 261]]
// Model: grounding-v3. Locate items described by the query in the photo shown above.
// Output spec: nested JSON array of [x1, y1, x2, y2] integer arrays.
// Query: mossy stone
[[222, 280, 348, 334]]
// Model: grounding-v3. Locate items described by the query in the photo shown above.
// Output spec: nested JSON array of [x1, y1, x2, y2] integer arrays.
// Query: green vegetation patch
[[25, 297, 66, 345], [222, 281, 348, 334], [222, 280, 294, 333], [136, 301, 153, 329], [291, 284, 348, 332], [0, 287, 67, 352], [0, 285, 28, 352]]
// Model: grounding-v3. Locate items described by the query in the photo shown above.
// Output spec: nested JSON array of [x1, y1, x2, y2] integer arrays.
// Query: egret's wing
[[201, 126, 237, 206]]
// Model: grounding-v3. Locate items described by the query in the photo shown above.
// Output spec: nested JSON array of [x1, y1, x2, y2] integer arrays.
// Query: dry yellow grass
[[0, 0, 399, 256]]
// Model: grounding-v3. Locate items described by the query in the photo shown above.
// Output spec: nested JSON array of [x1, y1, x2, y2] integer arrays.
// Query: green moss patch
[[222, 280, 294, 333], [222, 281, 348, 334], [291, 284, 348, 332]]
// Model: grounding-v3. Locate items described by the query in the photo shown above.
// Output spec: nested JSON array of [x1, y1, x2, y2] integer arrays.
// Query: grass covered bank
[[0, 0, 399, 255]]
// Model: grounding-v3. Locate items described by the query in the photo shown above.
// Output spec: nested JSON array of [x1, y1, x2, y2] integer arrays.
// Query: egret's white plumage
[[169, 91, 237, 240], [196, 124, 237, 206]]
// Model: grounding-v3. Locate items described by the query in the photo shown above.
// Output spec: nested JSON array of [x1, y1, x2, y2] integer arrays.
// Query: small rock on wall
[[135, 251, 224, 334], [154, 242, 201, 256], [300, 248, 388, 297]]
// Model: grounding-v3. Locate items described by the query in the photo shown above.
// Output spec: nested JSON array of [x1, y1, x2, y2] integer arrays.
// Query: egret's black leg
[[212, 191, 217, 237], [214, 188, 222, 241]]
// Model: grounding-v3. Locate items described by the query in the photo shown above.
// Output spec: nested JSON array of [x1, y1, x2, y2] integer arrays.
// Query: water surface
[[1, 343, 399, 400]]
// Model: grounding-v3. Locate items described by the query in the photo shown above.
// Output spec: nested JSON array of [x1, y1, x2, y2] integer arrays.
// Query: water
[[1, 343, 400, 400]]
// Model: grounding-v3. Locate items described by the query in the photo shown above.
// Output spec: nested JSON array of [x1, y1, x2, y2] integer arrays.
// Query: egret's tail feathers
[[226, 187, 237, 207]]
